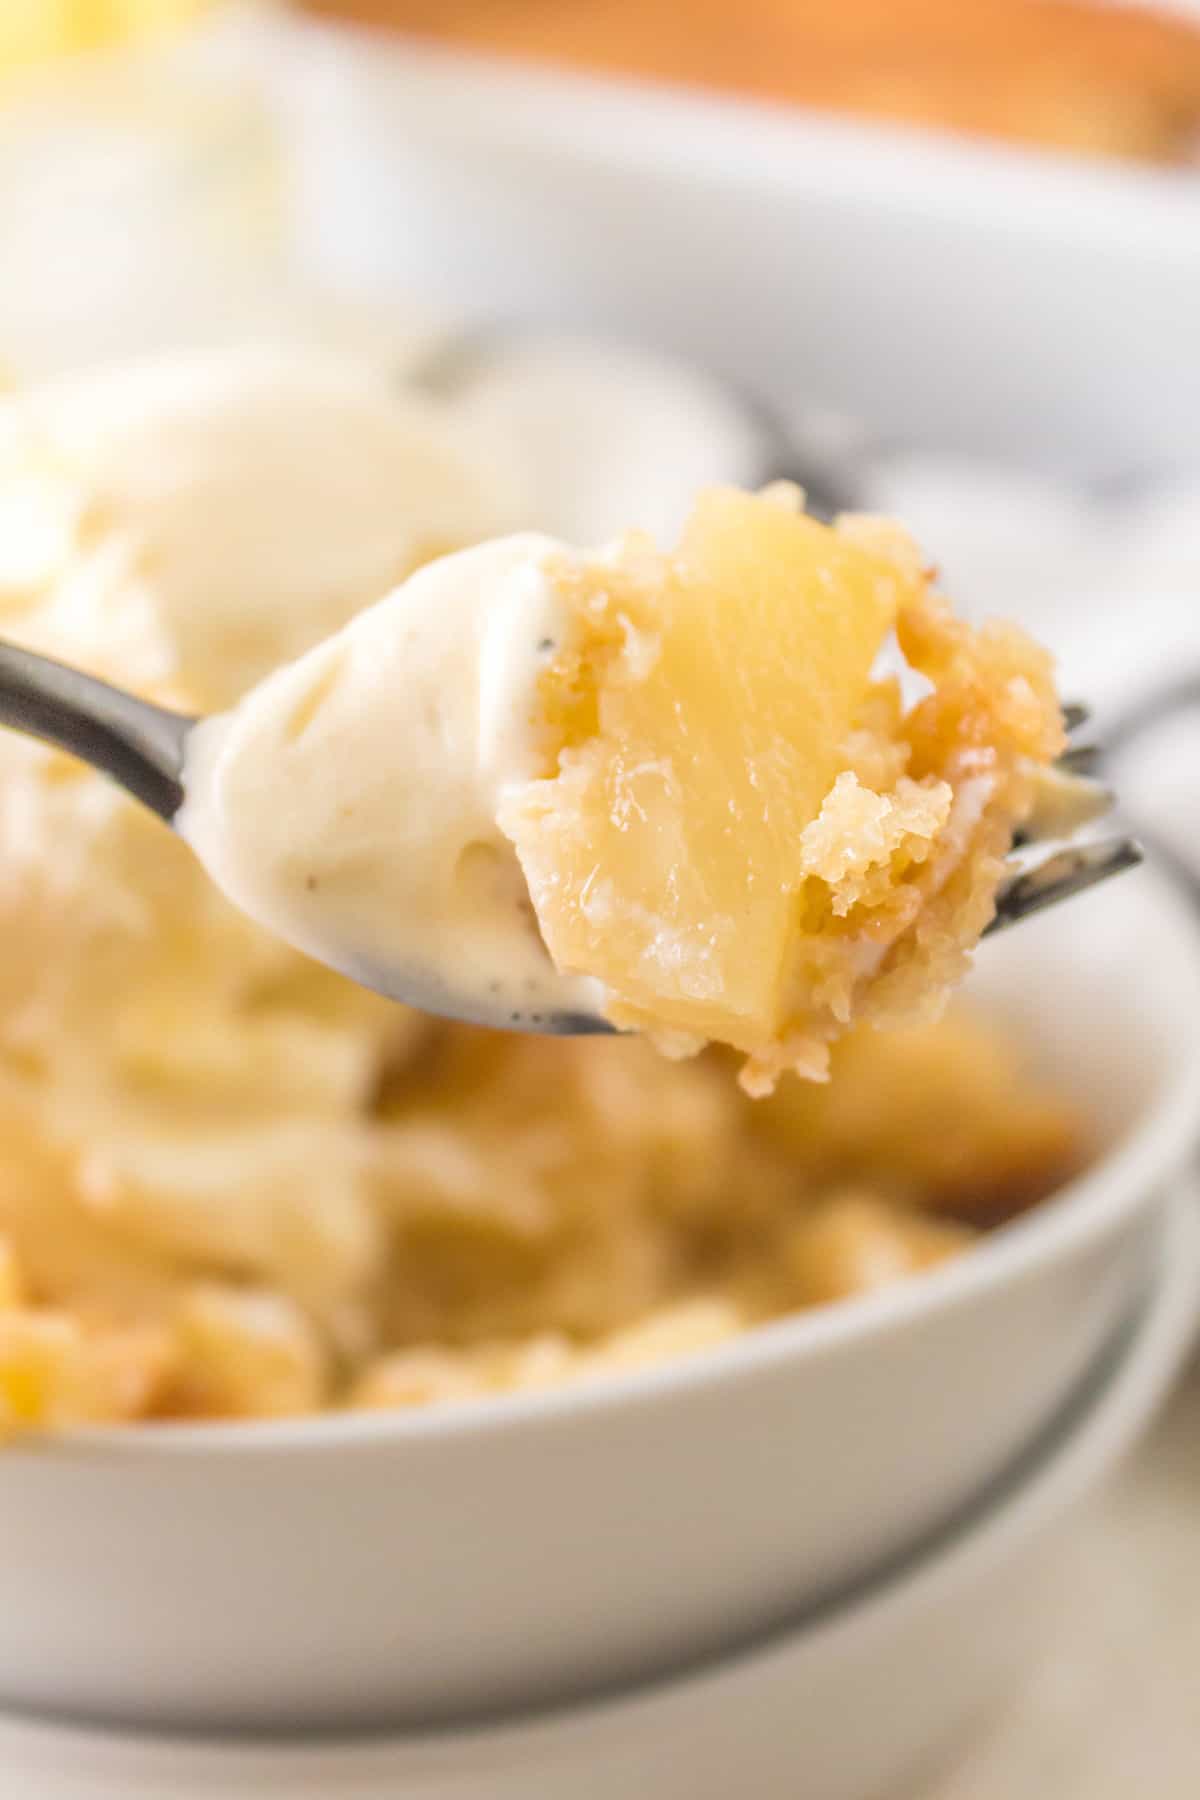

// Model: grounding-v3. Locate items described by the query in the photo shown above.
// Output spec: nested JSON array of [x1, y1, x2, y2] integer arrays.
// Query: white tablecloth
[[925, 1351, 1200, 1799]]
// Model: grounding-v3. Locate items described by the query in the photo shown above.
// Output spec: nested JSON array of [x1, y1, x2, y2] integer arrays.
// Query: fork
[[0, 640, 1141, 1031], [990, 702, 1141, 933]]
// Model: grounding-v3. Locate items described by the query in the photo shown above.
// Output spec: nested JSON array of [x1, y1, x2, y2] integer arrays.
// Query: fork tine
[[1057, 743, 1102, 777], [1061, 701, 1090, 734], [1013, 766, 1112, 848], [985, 837, 1142, 937]]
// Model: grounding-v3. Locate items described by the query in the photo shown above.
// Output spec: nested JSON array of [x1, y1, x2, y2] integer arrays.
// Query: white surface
[[0, 874, 1195, 1732], [0, 17, 285, 377], [859, 458, 1200, 711], [281, 27, 1200, 478], [449, 332, 768, 544], [856, 456, 1200, 890], [0, 1187, 1193, 1800], [925, 1342, 1200, 1799]]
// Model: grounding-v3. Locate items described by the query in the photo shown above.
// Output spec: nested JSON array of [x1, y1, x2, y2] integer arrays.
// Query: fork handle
[[0, 640, 194, 822]]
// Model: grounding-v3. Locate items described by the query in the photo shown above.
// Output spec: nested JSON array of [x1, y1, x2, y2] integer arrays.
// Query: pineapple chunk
[[502, 489, 913, 1052], [507, 489, 921, 1051], [502, 488, 1063, 1090]]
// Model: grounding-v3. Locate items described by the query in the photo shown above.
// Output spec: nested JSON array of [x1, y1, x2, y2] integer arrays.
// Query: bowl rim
[[44, 863, 1200, 1460]]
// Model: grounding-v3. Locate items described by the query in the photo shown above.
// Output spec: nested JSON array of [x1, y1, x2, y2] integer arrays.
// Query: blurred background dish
[[283, 14, 1200, 476], [299, 0, 1200, 165]]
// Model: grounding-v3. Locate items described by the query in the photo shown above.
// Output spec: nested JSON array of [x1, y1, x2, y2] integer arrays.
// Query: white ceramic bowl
[[4, 1186, 1196, 1800], [0, 871, 1197, 1732]]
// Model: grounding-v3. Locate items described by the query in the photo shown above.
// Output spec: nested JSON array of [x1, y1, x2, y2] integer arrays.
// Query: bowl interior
[[57, 861, 1200, 1458]]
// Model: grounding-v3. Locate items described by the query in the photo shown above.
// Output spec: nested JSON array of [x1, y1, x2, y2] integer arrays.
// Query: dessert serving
[[500, 488, 1068, 1090], [181, 485, 1070, 1092], [0, 344, 1086, 1433]]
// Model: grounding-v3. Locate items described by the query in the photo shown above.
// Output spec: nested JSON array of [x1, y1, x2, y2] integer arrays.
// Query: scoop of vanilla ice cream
[[0, 345, 525, 706], [179, 533, 602, 1030], [0, 347, 523, 1353]]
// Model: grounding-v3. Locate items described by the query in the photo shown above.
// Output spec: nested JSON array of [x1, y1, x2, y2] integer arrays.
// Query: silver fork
[[0, 641, 1141, 1029], [989, 702, 1142, 934]]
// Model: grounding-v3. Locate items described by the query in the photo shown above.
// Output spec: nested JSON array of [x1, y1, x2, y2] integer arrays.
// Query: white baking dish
[[281, 26, 1200, 476]]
